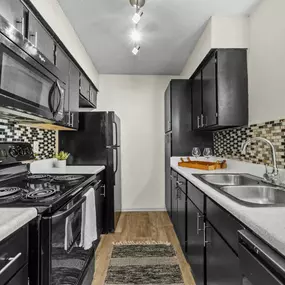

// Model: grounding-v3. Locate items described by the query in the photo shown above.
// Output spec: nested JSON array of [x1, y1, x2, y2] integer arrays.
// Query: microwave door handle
[[51, 196, 86, 222], [54, 81, 64, 116]]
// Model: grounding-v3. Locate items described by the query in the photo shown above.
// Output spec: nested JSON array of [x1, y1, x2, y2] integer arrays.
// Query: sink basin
[[220, 185, 285, 206], [199, 174, 261, 186]]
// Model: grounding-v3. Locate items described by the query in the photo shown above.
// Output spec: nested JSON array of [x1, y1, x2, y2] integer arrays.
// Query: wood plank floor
[[92, 211, 195, 285]]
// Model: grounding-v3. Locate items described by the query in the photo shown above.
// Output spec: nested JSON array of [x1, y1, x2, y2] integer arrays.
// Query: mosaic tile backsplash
[[214, 119, 285, 168], [0, 119, 56, 159]]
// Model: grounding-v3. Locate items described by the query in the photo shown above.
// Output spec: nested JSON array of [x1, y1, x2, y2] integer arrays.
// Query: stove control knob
[[9, 147, 18, 158]]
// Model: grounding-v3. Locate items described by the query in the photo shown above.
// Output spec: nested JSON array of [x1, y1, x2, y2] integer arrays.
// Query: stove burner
[[52, 175, 85, 183], [26, 174, 52, 181], [0, 187, 23, 197], [26, 189, 58, 199]]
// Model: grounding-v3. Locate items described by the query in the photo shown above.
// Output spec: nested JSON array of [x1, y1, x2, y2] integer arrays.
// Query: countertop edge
[[0, 208, 37, 242]]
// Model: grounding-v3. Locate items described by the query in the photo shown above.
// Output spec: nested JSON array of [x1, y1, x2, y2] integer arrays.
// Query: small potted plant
[[53, 151, 70, 168]]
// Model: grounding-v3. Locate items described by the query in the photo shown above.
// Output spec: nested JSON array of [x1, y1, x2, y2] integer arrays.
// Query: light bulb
[[130, 29, 141, 42], [132, 11, 143, 24], [132, 45, 140, 55]]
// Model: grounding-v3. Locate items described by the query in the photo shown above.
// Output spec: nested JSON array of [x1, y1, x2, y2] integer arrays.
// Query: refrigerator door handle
[[114, 147, 118, 174], [113, 121, 119, 147]]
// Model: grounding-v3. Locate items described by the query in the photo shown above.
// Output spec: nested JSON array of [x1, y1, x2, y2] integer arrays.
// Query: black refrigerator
[[59, 112, 121, 232]]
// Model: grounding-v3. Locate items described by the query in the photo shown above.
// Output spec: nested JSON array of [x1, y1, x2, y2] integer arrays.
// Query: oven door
[[0, 33, 65, 122], [41, 189, 95, 285]]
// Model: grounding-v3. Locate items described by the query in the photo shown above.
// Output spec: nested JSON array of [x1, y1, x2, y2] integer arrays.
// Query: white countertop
[[171, 157, 285, 257], [0, 208, 37, 242], [30, 159, 105, 175]]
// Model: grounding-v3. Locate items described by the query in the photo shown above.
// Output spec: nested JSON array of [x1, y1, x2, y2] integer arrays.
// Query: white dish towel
[[80, 187, 98, 250]]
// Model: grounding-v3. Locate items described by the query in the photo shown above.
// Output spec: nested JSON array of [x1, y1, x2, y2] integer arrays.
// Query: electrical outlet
[[33, 141, 39, 154]]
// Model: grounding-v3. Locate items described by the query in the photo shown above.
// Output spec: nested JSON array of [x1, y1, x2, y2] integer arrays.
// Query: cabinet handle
[[201, 114, 204, 128], [204, 115, 208, 127], [196, 213, 203, 235], [29, 31, 38, 48], [197, 116, 200, 128], [0, 252, 22, 275], [203, 223, 211, 246], [16, 17, 25, 35], [100, 185, 106, 197]]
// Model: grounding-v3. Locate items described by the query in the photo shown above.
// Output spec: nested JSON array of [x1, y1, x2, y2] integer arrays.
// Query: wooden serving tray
[[178, 157, 227, 170]]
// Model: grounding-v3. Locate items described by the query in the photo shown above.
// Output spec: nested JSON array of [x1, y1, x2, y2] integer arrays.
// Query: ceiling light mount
[[129, 0, 145, 9]]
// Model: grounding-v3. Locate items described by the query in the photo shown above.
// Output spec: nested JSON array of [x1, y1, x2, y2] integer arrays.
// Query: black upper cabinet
[[191, 49, 248, 130], [202, 55, 217, 127], [192, 72, 202, 130], [80, 74, 90, 100], [28, 13, 54, 63], [165, 84, 171, 132], [0, 0, 26, 35]]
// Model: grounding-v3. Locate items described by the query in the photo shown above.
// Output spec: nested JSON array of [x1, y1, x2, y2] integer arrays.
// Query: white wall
[[181, 16, 249, 78], [29, 0, 99, 87], [98, 75, 174, 211], [248, 0, 285, 124]]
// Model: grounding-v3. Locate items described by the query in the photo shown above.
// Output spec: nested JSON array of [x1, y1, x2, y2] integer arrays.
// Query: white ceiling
[[58, 0, 260, 75]]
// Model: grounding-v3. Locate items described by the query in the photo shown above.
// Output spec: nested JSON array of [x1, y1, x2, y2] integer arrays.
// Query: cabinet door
[[89, 86, 97, 107], [206, 222, 241, 285], [96, 184, 105, 237], [69, 62, 80, 111], [177, 187, 186, 252], [165, 134, 172, 218], [80, 74, 90, 100], [202, 55, 217, 127], [0, 0, 25, 35], [28, 13, 54, 63], [164, 83, 171, 132], [6, 264, 28, 285], [171, 171, 178, 229], [192, 72, 202, 130], [186, 199, 204, 285]]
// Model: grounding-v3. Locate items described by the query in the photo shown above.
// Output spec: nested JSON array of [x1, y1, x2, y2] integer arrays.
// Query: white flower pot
[[54, 160, 66, 168]]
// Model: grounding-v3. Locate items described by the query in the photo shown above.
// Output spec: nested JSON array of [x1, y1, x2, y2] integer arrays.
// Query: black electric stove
[[0, 143, 98, 285], [0, 172, 95, 214]]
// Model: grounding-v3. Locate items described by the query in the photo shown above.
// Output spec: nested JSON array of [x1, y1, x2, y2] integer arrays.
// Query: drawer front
[[187, 182, 204, 213], [6, 264, 28, 285], [0, 226, 28, 285], [206, 197, 243, 253]]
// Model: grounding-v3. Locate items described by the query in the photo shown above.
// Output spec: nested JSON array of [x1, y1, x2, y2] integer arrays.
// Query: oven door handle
[[51, 196, 86, 222]]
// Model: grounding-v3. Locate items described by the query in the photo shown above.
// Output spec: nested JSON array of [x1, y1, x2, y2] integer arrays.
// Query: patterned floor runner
[[105, 241, 184, 285]]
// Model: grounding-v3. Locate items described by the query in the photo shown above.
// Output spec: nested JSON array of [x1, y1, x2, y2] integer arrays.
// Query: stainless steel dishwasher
[[238, 230, 285, 285]]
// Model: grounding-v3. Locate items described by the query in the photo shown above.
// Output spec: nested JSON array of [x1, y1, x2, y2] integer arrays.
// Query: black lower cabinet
[[205, 222, 241, 285], [186, 198, 204, 285], [176, 187, 186, 252], [6, 265, 28, 285], [171, 171, 178, 231]]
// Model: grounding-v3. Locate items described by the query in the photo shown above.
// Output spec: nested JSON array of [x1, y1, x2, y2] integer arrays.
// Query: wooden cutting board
[[178, 157, 227, 170]]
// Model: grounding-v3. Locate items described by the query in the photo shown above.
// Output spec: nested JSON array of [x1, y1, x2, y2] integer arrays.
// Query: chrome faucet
[[241, 137, 279, 184]]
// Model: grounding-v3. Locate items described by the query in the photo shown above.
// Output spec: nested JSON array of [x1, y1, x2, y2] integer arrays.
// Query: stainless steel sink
[[199, 174, 261, 186], [193, 173, 285, 207], [220, 185, 285, 205]]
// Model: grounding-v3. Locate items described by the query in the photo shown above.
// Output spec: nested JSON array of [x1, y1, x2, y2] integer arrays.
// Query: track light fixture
[[129, 0, 145, 55]]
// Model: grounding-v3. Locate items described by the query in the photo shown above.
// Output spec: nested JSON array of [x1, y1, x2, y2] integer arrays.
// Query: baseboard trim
[[121, 208, 166, 212]]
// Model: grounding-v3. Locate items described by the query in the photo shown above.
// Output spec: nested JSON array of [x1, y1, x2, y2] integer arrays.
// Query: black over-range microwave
[[0, 14, 66, 124]]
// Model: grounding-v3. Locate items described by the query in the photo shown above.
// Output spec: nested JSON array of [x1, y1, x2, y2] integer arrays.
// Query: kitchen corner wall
[[0, 119, 56, 159], [98, 75, 178, 211]]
